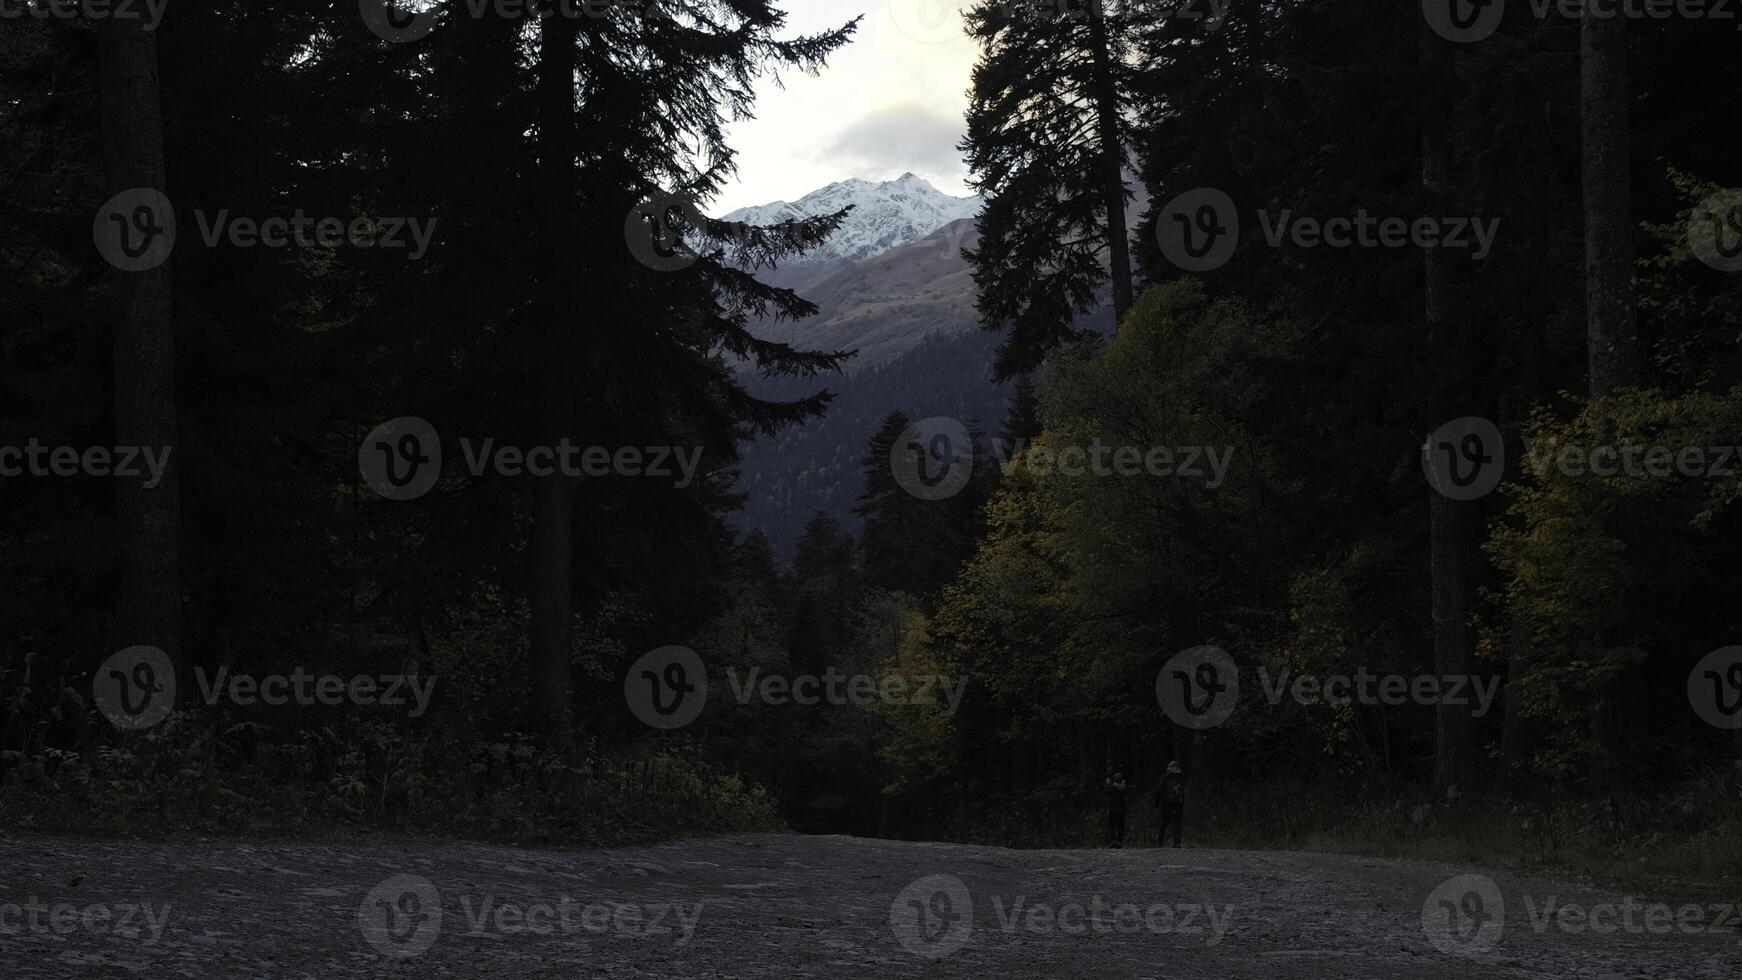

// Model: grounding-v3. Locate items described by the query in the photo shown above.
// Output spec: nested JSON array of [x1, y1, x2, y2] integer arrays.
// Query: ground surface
[[1, 831, 1736, 978]]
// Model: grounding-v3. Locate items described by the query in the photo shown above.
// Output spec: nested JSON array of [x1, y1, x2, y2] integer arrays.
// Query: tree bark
[[1422, 26, 1476, 800], [98, 18, 181, 670], [1581, 6, 1637, 398], [1086, 11, 1133, 324], [529, 3, 580, 743]]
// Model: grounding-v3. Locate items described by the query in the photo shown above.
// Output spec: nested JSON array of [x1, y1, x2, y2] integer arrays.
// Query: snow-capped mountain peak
[[721, 174, 981, 264]]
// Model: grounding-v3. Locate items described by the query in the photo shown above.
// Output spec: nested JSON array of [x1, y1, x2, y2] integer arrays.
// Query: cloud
[[820, 104, 967, 183]]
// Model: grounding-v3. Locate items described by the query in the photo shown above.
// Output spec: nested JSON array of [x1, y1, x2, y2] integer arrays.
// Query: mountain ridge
[[722, 173, 981, 265]]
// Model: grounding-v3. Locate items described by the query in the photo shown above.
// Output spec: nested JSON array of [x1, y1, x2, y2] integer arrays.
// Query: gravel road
[[1, 832, 1736, 978]]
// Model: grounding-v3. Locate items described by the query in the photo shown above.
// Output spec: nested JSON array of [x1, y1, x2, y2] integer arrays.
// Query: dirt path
[[1, 832, 1735, 978]]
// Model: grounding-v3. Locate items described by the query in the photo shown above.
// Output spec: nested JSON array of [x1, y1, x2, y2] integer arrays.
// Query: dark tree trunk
[[1086, 12, 1133, 323], [98, 18, 181, 669], [529, 4, 580, 743], [1581, 9, 1637, 398], [1422, 26, 1476, 800], [1580, 9, 1638, 787]]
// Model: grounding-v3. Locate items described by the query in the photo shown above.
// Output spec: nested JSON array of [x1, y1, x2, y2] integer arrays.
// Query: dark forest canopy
[[1, 0, 1739, 886]]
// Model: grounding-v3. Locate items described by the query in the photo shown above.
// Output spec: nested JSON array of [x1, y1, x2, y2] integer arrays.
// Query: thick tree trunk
[[98, 19, 181, 669], [1581, 9, 1637, 398], [1086, 13, 1133, 324], [1580, 9, 1637, 786], [1422, 28, 1476, 800], [529, 4, 580, 742]]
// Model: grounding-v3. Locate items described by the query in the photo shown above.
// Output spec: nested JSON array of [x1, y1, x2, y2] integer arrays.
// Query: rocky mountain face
[[722, 173, 982, 265], [750, 216, 980, 374], [724, 175, 1115, 561]]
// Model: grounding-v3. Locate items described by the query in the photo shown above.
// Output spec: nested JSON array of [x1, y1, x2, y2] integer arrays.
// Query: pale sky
[[711, 1, 980, 213]]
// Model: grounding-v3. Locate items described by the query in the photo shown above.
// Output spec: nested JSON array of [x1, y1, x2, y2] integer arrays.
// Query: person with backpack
[[1104, 771, 1130, 848], [1154, 761, 1186, 847]]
